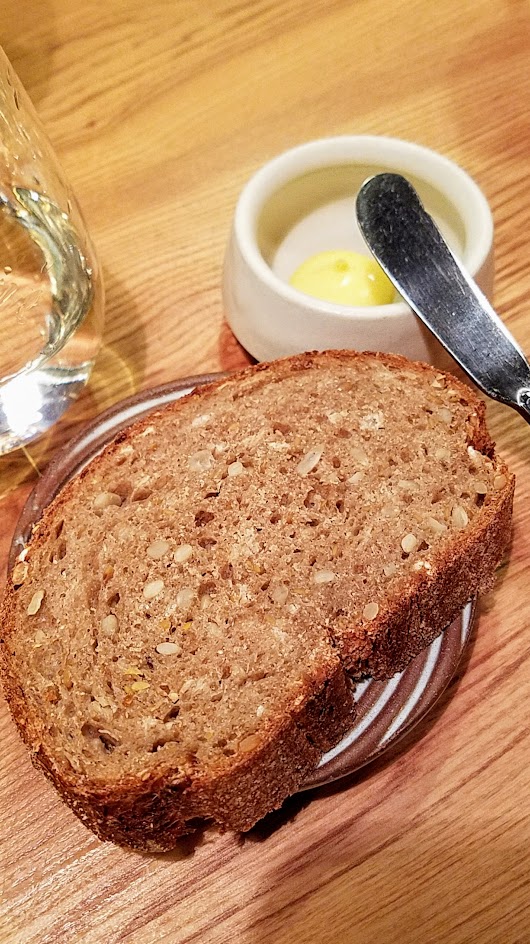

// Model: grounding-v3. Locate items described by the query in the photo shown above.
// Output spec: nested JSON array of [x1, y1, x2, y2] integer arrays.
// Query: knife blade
[[355, 172, 530, 424]]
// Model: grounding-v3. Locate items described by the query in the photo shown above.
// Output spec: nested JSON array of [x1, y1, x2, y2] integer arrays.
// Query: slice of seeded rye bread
[[0, 350, 514, 850]]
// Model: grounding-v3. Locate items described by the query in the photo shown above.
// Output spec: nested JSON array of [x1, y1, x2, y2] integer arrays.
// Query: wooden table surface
[[2, 2, 530, 941]]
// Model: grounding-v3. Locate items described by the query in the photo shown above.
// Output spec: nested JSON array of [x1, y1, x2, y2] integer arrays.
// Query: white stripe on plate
[[379, 633, 443, 746], [318, 673, 402, 766], [461, 600, 473, 645], [72, 387, 195, 473]]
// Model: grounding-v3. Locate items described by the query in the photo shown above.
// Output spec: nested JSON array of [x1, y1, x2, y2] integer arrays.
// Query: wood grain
[[1, 1, 530, 941]]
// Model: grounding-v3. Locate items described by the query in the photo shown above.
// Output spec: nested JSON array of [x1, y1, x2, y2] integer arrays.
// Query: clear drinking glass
[[0, 46, 104, 455]]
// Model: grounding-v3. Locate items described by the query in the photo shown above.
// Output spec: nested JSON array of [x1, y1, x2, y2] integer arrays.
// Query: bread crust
[[333, 476, 514, 678], [0, 350, 514, 850], [2, 651, 353, 852]]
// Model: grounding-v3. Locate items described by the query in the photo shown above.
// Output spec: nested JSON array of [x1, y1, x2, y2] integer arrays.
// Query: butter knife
[[356, 172, 530, 424]]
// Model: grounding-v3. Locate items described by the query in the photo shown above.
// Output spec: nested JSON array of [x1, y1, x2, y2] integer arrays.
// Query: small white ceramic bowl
[[222, 135, 494, 366]]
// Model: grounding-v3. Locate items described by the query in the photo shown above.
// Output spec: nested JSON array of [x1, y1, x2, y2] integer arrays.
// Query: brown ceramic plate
[[10, 374, 475, 790]]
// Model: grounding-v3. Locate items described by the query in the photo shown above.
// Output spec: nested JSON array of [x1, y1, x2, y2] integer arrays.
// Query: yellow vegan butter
[[289, 250, 395, 306]]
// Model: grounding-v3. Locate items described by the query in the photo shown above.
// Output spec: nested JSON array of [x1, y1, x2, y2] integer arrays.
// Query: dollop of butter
[[289, 250, 395, 306]]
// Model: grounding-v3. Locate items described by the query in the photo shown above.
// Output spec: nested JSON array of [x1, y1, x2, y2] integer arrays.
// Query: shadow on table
[[244, 609, 481, 848], [241, 587, 528, 942], [144, 584, 507, 861]]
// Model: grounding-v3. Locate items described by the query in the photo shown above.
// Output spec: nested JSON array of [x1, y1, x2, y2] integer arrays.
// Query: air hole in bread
[[272, 421, 291, 435], [195, 510, 215, 527], [163, 705, 180, 722], [113, 481, 133, 499], [49, 539, 67, 563], [99, 731, 119, 752], [81, 722, 118, 752], [149, 739, 172, 753]]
